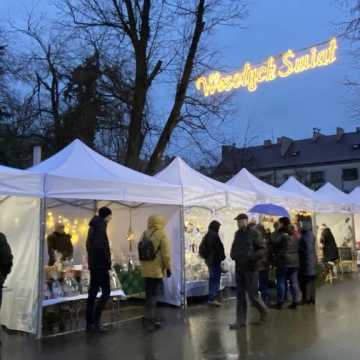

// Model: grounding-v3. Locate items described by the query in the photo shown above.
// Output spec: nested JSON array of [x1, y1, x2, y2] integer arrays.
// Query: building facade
[[214, 128, 360, 193]]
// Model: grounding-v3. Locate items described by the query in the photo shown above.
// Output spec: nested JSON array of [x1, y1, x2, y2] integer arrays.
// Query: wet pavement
[[2, 276, 360, 360]]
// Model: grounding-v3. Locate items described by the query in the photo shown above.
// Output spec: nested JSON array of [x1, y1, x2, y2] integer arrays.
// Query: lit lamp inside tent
[[126, 209, 136, 252]]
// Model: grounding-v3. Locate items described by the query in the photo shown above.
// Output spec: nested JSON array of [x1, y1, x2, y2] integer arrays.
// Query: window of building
[[310, 171, 325, 185], [342, 168, 358, 181]]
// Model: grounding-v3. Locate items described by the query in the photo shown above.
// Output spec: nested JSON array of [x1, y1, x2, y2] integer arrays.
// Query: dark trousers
[[86, 268, 111, 326], [236, 271, 267, 325], [258, 270, 270, 305], [299, 275, 316, 303], [276, 268, 301, 305], [208, 263, 221, 302], [144, 278, 163, 321]]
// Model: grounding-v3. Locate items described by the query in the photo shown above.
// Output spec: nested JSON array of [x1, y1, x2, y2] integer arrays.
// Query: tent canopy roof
[[0, 165, 43, 197], [279, 177, 316, 199], [226, 169, 310, 210], [29, 139, 181, 204], [315, 183, 351, 205], [155, 157, 255, 208]]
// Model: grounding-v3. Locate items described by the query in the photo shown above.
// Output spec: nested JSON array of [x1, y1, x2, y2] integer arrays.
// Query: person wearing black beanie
[[86, 207, 113, 333]]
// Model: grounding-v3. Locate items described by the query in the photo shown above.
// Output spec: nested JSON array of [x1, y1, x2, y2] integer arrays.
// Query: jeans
[[259, 270, 270, 305], [208, 263, 222, 302], [86, 268, 111, 326], [236, 271, 267, 325], [276, 268, 301, 305]]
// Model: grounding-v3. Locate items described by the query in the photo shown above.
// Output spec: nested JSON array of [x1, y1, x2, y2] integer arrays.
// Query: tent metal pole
[[180, 205, 187, 309], [36, 197, 46, 340]]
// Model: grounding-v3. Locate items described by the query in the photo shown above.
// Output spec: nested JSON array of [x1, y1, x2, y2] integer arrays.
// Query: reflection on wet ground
[[1, 275, 360, 360]]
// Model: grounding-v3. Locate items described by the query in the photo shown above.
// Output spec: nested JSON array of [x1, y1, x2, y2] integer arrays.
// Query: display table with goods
[[42, 262, 126, 334]]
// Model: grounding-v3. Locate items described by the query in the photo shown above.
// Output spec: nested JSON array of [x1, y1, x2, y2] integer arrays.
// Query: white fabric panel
[[0, 166, 43, 197], [102, 203, 182, 306], [0, 197, 40, 334], [42, 175, 181, 205], [29, 139, 182, 205]]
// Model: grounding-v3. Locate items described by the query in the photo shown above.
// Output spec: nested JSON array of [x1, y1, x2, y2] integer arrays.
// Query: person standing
[[199, 220, 226, 307], [47, 223, 73, 266], [298, 216, 317, 305], [86, 207, 112, 333], [0, 232, 13, 308], [320, 227, 339, 263], [271, 217, 301, 309], [139, 215, 171, 332], [229, 214, 268, 330], [256, 224, 271, 306]]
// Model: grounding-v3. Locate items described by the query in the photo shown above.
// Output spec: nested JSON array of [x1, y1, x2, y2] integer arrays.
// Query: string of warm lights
[[46, 212, 89, 244], [195, 28, 360, 97]]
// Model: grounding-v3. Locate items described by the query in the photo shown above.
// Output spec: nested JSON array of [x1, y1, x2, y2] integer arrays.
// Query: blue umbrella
[[249, 203, 290, 218]]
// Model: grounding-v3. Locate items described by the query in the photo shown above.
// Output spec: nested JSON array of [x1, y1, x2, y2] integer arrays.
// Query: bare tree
[[58, 0, 248, 173]]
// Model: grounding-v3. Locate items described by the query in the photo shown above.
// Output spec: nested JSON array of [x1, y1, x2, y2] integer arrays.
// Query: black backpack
[[138, 231, 160, 261]]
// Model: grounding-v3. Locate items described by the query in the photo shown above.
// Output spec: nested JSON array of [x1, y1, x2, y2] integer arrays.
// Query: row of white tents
[[0, 139, 359, 337]]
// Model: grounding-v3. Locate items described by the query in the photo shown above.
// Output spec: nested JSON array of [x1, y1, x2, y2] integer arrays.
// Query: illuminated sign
[[195, 38, 338, 96]]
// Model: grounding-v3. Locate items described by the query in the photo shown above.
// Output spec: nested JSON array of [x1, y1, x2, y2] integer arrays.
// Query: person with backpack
[[199, 220, 226, 307], [229, 214, 268, 330], [0, 232, 13, 308], [86, 207, 112, 333], [139, 214, 171, 332]]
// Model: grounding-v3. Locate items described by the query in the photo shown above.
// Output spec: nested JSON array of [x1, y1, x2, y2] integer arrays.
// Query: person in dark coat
[[229, 214, 268, 330], [271, 217, 301, 309], [199, 220, 226, 307], [298, 216, 317, 305], [320, 227, 339, 262], [86, 207, 112, 332], [256, 224, 271, 306], [47, 223, 73, 266], [0, 232, 13, 308]]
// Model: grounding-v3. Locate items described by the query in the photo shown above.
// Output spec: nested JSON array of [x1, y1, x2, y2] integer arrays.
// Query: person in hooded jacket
[[199, 220, 226, 307], [320, 227, 339, 263], [86, 207, 112, 333], [298, 215, 317, 305], [0, 232, 13, 308], [140, 214, 171, 332], [271, 217, 301, 309]]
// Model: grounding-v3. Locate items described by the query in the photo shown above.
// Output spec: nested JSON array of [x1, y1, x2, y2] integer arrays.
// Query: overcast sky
[[0, 0, 356, 152]]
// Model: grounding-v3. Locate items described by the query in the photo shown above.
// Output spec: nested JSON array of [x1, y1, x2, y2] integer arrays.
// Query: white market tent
[[30, 139, 181, 204], [0, 166, 42, 335], [315, 183, 353, 213], [227, 168, 312, 211], [2, 139, 185, 337], [155, 157, 256, 209], [155, 157, 257, 297]]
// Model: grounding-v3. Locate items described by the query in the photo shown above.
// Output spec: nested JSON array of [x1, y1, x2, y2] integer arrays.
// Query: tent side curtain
[[0, 197, 40, 334]]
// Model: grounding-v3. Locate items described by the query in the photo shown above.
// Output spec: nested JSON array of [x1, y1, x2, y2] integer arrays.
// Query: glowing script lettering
[[196, 38, 338, 96]]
